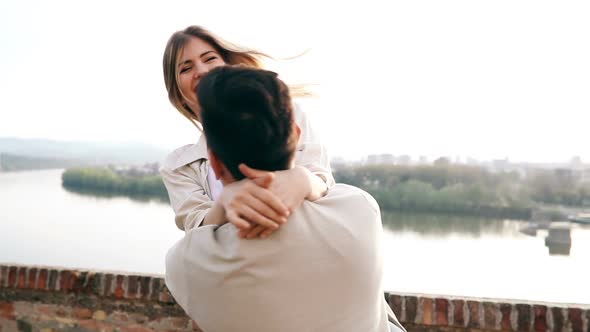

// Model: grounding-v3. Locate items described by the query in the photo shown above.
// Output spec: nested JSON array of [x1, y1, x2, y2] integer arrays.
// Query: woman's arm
[[293, 102, 335, 188], [160, 162, 214, 231], [161, 159, 288, 231]]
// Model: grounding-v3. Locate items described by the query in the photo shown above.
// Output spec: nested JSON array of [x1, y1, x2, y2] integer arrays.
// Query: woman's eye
[[205, 56, 217, 63], [179, 67, 191, 74]]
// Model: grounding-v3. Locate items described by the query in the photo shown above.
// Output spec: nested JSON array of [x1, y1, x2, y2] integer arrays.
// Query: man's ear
[[208, 149, 224, 180], [295, 124, 301, 143]]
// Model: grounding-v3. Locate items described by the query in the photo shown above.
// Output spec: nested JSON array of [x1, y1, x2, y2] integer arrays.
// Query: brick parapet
[[385, 292, 590, 332], [1, 264, 589, 331]]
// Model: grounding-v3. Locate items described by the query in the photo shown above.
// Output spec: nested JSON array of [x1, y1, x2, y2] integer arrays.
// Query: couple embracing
[[160, 26, 405, 332]]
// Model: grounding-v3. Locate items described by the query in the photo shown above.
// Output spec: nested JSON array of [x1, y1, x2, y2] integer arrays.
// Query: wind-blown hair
[[163, 25, 268, 128], [197, 66, 297, 180]]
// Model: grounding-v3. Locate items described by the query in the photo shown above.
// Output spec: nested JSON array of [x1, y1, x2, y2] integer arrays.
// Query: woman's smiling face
[[176, 36, 226, 116]]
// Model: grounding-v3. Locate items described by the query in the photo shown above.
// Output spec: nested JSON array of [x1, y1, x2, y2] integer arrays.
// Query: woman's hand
[[218, 173, 290, 232], [238, 164, 319, 239]]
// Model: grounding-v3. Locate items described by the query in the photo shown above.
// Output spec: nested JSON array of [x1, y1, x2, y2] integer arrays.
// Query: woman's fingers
[[238, 205, 280, 230], [239, 164, 270, 179], [259, 227, 277, 239], [226, 210, 251, 230], [247, 184, 290, 217], [241, 194, 288, 224], [245, 225, 266, 239]]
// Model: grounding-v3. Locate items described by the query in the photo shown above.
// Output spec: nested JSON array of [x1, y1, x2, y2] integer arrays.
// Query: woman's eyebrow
[[200, 50, 217, 58], [177, 59, 192, 68]]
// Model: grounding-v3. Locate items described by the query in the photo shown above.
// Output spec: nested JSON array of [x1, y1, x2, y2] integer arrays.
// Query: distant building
[[570, 156, 583, 170], [396, 155, 411, 165], [491, 158, 510, 172], [366, 154, 395, 165]]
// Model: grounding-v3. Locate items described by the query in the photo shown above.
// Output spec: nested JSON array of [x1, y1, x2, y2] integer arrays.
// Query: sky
[[1, 0, 589, 163]]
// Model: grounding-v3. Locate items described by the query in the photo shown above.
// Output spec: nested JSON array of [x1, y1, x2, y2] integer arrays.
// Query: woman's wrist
[[295, 165, 327, 201]]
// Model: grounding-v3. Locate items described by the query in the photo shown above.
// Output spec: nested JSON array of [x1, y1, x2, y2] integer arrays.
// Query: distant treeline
[[334, 164, 590, 219], [0, 153, 81, 172], [62, 167, 168, 202], [61, 164, 590, 219]]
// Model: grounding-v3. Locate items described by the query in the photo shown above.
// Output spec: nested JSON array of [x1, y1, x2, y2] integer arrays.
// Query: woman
[[160, 25, 334, 239]]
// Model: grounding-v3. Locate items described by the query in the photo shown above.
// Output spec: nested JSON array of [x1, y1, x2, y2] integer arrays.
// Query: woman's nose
[[195, 65, 209, 79]]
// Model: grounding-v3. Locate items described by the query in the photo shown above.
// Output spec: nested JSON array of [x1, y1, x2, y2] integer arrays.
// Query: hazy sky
[[1, 0, 589, 162]]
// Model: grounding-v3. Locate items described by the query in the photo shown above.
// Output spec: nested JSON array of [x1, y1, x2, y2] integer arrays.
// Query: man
[[165, 66, 405, 332]]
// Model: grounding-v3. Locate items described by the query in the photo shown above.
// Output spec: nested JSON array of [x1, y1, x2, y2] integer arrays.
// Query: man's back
[[165, 184, 390, 332]]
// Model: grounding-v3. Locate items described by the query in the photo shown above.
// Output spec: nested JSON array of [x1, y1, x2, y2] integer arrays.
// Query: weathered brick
[[568, 308, 583, 332], [0, 266, 8, 287], [169, 317, 189, 328], [93, 310, 107, 321], [516, 303, 532, 331], [37, 269, 48, 290], [483, 301, 497, 329], [72, 271, 87, 292], [139, 277, 151, 300], [533, 305, 547, 332], [78, 319, 116, 332], [16, 319, 32, 332], [120, 324, 154, 332], [77, 319, 99, 330], [551, 307, 565, 332], [73, 307, 92, 319], [0, 318, 18, 332], [128, 276, 138, 299], [56, 307, 68, 317], [0, 303, 15, 320], [435, 298, 449, 326], [59, 270, 77, 292], [27, 268, 37, 289], [389, 294, 403, 321], [47, 269, 58, 290], [421, 297, 433, 325], [109, 312, 130, 323], [37, 304, 57, 317], [467, 300, 481, 328], [104, 274, 114, 296], [405, 296, 418, 324], [150, 278, 161, 301], [7, 267, 17, 288], [17, 267, 26, 289], [453, 299, 465, 327], [114, 275, 125, 299], [159, 286, 173, 304], [85, 272, 101, 294]]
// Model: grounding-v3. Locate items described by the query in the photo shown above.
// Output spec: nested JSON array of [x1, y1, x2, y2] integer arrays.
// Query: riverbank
[[61, 167, 169, 202]]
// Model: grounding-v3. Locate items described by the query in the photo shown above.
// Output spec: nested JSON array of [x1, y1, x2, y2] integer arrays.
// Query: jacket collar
[[171, 135, 209, 170]]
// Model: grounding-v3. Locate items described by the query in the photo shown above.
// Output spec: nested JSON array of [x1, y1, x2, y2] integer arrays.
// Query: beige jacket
[[160, 105, 334, 231], [165, 184, 394, 332]]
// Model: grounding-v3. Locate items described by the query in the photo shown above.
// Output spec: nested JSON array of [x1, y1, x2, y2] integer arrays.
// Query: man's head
[[196, 66, 299, 184]]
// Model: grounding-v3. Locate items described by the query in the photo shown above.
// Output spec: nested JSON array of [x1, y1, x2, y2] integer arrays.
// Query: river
[[1, 169, 588, 304]]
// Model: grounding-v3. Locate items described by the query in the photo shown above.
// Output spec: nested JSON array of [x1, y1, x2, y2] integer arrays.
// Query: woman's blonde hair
[[163, 26, 270, 128]]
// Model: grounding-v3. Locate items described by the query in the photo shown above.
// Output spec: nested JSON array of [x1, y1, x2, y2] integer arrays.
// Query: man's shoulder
[[313, 183, 380, 215]]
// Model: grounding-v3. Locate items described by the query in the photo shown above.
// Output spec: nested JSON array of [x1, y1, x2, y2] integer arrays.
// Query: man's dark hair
[[197, 66, 296, 180]]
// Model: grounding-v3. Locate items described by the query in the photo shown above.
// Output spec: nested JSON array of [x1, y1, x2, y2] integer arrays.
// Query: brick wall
[[1, 264, 589, 332]]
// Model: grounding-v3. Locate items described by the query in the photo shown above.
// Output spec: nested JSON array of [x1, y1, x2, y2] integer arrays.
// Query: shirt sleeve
[[160, 162, 213, 231], [293, 103, 335, 187]]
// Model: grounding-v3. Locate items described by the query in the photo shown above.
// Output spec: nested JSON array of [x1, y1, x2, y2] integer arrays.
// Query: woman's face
[[177, 37, 226, 114]]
